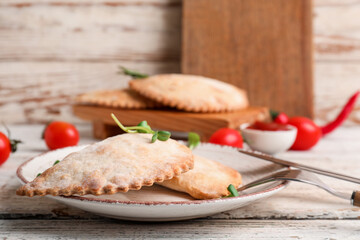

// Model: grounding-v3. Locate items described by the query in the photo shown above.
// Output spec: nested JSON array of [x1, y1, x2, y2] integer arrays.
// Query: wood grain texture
[[73, 105, 269, 140], [314, 63, 360, 125], [0, 0, 360, 125], [0, 62, 179, 123], [2, 124, 360, 221], [1, 124, 360, 238], [0, 0, 181, 62], [0, 0, 182, 124], [314, 0, 360, 62], [182, 0, 313, 118], [1, 219, 359, 239]]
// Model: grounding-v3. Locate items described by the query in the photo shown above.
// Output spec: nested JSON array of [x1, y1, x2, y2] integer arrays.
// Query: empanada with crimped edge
[[75, 88, 159, 109], [129, 74, 249, 112], [16, 134, 194, 197], [158, 155, 242, 199]]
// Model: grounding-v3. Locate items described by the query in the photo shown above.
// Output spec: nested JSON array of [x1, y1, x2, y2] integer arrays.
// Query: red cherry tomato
[[0, 132, 11, 166], [44, 121, 79, 150], [288, 117, 322, 150], [209, 128, 243, 148], [274, 112, 289, 124]]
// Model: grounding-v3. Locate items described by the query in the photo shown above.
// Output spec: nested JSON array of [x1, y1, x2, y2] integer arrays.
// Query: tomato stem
[[2, 122, 22, 153], [269, 109, 279, 120]]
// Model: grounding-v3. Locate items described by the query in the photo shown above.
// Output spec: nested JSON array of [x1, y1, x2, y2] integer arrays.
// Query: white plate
[[17, 143, 288, 222]]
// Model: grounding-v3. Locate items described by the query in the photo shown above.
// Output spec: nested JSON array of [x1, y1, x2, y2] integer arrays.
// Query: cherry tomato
[[274, 112, 289, 124], [209, 128, 243, 148], [288, 117, 322, 150], [44, 121, 79, 150], [0, 132, 11, 166]]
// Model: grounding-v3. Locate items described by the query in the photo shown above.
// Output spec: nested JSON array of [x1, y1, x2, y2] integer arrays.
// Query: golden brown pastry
[[75, 88, 158, 109], [17, 134, 194, 197], [129, 74, 249, 112], [158, 155, 242, 199]]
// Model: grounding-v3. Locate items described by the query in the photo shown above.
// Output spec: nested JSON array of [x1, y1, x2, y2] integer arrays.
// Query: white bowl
[[241, 124, 297, 155]]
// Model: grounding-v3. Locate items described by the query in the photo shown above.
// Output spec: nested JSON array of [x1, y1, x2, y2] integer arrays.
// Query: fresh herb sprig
[[225, 184, 240, 198], [36, 160, 60, 178], [187, 132, 200, 150], [111, 114, 171, 143], [119, 66, 148, 79], [136, 121, 151, 133]]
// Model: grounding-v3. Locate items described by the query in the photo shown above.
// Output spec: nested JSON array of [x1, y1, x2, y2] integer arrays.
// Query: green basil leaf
[[136, 121, 151, 133], [227, 184, 239, 197], [157, 130, 171, 141], [188, 132, 200, 150], [151, 131, 158, 143]]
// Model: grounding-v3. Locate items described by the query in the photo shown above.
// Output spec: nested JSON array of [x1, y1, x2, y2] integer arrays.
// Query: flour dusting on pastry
[[129, 74, 249, 112], [75, 88, 159, 109], [158, 155, 242, 199], [16, 134, 194, 197]]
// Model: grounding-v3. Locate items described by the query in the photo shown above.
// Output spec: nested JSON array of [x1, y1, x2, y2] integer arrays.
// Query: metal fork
[[237, 169, 360, 206]]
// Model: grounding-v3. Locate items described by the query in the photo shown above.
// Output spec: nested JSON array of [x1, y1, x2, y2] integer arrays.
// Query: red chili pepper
[[321, 90, 360, 136]]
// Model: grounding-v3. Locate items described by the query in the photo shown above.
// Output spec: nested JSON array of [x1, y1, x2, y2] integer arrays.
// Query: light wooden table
[[1, 124, 360, 239]]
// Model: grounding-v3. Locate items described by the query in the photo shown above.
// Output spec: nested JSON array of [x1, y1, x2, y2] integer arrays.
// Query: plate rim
[[16, 143, 289, 206]]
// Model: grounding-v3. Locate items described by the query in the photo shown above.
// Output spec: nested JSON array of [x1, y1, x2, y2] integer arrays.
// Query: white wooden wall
[[0, 0, 359, 124]]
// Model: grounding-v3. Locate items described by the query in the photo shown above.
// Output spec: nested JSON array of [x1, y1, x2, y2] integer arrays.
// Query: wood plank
[[73, 105, 269, 140], [2, 0, 360, 63], [0, 0, 181, 62], [315, 35, 360, 62], [0, 219, 359, 239], [314, 0, 360, 61], [4, 0, 360, 63], [2, 125, 360, 221], [314, 62, 360, 125], [0, 124, 98, 219], [0, 62, 179, 123], [0, 0, 181, 5], [182, 0, 313, 118], [315, 0, 360, 5], [0, 0, 359, 127], [2, 61, 359, 125]]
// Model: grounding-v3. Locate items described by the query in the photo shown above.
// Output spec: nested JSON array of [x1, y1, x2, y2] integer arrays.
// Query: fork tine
[[238, 169, 352, 203], [237, 169, 292, 191]]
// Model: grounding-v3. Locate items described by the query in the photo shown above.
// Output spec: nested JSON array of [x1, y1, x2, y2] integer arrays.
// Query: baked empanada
[[129, 74, 249, 112], [17, 133, 194, 197], [158, 155, 242, 199], [75, 88, 158, 109]]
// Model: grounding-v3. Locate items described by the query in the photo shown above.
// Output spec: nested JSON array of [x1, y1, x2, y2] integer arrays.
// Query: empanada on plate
[[16, 134, 194, 197], [158, 155, 242, 199]]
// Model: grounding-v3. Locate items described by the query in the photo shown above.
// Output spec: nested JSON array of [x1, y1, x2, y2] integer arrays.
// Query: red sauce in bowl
[[247, 121, 291, 131]]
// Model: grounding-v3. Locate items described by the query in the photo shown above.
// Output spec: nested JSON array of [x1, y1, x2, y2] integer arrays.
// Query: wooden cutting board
[[182, 0, 313, 118], [73, 105, 269, 141]]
